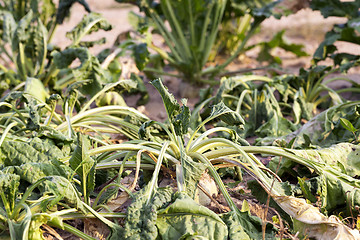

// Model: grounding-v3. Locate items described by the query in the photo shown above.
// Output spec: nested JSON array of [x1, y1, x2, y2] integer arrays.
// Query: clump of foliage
[[310, 0, 360, 71], [1, 77, 360, 239], [0, 0, 360, 239], [116, 0, 284, 85], [0, 0, 148, 105]]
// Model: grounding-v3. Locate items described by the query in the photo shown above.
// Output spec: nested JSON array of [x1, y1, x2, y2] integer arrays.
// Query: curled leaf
[[274, 195, 360, 240]]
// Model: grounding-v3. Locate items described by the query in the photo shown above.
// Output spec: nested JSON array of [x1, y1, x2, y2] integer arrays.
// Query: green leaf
[[52, 47, 110, 96], [221, 210, 277, 240], [24, 77, 49, 102], [151, 78, 191, 136], [180, 150, 207, 199], [255, 116, 297, 138], [25, 97, 43, 131], [133, 43, 150, 71], [66, 12, 112, 46], [0, 138, 65, 167], [30, 18, 48, 74], [340, 117, 357, 133], [1, 11, 16, 44], [69, 134, 96, 203], [310, 0, 360, 18], [297, 177, 318, 203], [151, 79, 180, 121], [123, 186, 173, 239], [156, 192, 228, 240], [257, 30, 308, 64], [0, 172, 20, 214], [287, 142, 360, 178], [207, 102, 245, 126], [283, 102, 360, 147], [56, 0, 91, 24], [95, 91, 127, 107], [11, 10, 33, 51], [45, 176, 86, 212]]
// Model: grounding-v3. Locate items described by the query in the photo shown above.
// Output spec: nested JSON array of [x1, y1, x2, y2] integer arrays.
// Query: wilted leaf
[[274, 195, 360, 240], [66, 12, 112, 46], [208, 102, 245, 127]]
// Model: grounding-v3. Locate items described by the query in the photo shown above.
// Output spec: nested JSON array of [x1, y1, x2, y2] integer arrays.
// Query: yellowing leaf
[[273, 195, 360, 240]]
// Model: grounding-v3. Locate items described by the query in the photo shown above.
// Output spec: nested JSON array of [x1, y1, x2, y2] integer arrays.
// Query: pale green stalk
[[146, 141, 170, 205], [89, 144, 179, 164], [0, 122, 17, 147]]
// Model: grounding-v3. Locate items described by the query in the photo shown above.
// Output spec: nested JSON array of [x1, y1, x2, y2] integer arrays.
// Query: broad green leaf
[[29, 214, 64, 240], [275, 101, 360, 147], [174, 99, 191, 136], [180, 150, 207, 199], [297, 177, 318, 203], [0, 172, 20, 213], [66, 12, 112, 46], [0, 138, 65, 167], [37, 126, 73, 143], [123, 186, 173, 239], [257, 30, 308, 64], [14, 162, 71, 189], [30, 18, 47, 75], [1, 11, 16, 43], [221, 211, 250, 240], [138, 120, 168, 142], [25, 97, 42, 131], [255, 115, 297, 138], [130, 73, 149, 106], [24, 77, 49, 102], [95, 91, 127, 107], [44, 176, 86, 212], [287, 143, 360, 177], [156, 192, 228, 240]]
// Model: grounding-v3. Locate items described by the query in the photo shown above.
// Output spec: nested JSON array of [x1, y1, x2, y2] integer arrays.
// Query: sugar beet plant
[[116, 0, 282, 84], [1, 78, 360, 238], [0, 0, 149, 103]]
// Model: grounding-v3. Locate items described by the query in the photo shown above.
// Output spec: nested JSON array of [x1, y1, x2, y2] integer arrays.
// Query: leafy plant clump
[[116, 0, 285, 85], [1, 77, 360, 239], [1, 0, 360, 239]]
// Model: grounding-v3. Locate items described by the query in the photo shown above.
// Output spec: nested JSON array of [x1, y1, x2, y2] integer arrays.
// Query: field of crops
[[1, 0, 360, 239]]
